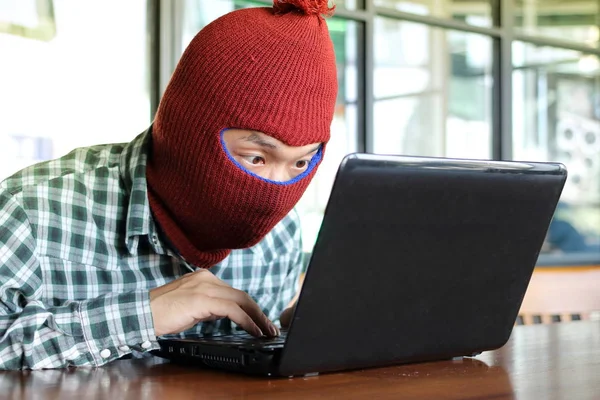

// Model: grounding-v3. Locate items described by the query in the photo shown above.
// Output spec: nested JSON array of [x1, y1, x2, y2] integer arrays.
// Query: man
[[0, 0, 337, 369]]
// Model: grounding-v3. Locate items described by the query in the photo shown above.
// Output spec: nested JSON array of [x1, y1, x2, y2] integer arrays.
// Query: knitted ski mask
[[146, 0, 338, 268]]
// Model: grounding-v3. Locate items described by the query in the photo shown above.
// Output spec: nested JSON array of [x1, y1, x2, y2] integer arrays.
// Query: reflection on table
[[0, 322, 598, 400]]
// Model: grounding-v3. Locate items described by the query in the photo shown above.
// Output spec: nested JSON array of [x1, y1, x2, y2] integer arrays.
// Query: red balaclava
[[146, 0, 338, 268]]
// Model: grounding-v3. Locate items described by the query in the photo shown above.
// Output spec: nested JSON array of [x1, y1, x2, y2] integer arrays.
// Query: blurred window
[[514, 0, 599, 47], [373, 18, 493, 159], [0, 0, 151, 179], [374, 0, 494, 27], [513, 42, 600, 258]]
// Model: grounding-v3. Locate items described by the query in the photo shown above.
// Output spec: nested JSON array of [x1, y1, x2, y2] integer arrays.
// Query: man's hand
[[149, 269, 279, 337], [280, 302, 297, 329], [280, 272, 304, 329]]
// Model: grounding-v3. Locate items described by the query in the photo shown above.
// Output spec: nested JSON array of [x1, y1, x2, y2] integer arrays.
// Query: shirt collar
[[119, 126, 171, 257]]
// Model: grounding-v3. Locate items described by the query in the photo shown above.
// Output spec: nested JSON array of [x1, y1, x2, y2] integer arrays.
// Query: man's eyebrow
[[242, 133, 278, 149], [303, 144, 321, 157]]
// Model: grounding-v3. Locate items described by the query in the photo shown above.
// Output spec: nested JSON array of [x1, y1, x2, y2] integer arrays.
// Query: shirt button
[[119, 345, 130, 352], [151, 235, 158, 244], [100, 349, 112, 359], [141, 341, 152, 350]]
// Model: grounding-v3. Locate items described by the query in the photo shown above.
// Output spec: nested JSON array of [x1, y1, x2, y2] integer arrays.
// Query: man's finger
[[200, 284, 278, 337], [200, 297, 263, 337]]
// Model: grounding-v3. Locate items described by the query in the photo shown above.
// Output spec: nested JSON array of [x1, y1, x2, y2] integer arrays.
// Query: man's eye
[[295, 160, 308, 169], [242, 156, 265, 165]]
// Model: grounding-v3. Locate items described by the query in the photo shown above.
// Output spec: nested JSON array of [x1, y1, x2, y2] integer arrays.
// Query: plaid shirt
[[0, 129, 303, 370]]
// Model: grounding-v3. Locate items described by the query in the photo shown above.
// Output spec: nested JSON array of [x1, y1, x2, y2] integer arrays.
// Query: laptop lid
[[277, 154, 566, 377]]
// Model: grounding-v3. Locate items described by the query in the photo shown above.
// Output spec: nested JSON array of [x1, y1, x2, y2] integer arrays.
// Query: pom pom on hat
[[273, 0, 336, 17]]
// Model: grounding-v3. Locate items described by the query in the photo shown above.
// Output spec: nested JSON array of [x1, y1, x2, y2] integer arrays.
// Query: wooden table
[[1, 321, 598, 399]]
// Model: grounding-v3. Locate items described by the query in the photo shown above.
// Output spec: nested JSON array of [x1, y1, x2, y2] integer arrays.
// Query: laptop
[[155, 153, 567, 377]]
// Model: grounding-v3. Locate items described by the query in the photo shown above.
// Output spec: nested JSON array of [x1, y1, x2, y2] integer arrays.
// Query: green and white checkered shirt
[[0, 129, 303, 370]]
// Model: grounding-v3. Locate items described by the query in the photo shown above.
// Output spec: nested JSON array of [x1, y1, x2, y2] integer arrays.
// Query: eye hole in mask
[[219, 129, 323, 186]]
